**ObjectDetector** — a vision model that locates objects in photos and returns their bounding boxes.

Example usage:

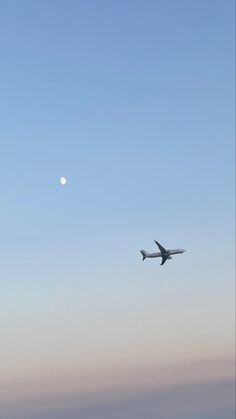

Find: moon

[60,176,67,186]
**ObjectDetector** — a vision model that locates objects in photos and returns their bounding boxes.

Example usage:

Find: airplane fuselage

[145,249,185,259]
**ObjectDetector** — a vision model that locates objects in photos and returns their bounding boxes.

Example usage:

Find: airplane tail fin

[140,250,147,261]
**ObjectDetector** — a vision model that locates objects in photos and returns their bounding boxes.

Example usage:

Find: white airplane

[140,240,186,266]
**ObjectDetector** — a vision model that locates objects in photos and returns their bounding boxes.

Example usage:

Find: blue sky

[0,1,235,418]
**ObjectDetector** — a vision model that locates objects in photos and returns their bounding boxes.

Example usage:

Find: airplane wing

[160,255,168,265]
[154,240,166,254]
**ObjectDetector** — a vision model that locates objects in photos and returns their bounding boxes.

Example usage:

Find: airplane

[140,240,186,266]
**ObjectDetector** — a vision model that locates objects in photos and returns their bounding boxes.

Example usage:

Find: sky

[0,0,235,418]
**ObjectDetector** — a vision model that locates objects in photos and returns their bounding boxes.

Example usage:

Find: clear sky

[0,1,235,418]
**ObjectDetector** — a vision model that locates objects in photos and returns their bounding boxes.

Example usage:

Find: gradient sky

[0,1,235,418]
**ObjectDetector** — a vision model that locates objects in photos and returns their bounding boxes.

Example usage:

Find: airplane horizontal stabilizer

[140,250,147,261]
